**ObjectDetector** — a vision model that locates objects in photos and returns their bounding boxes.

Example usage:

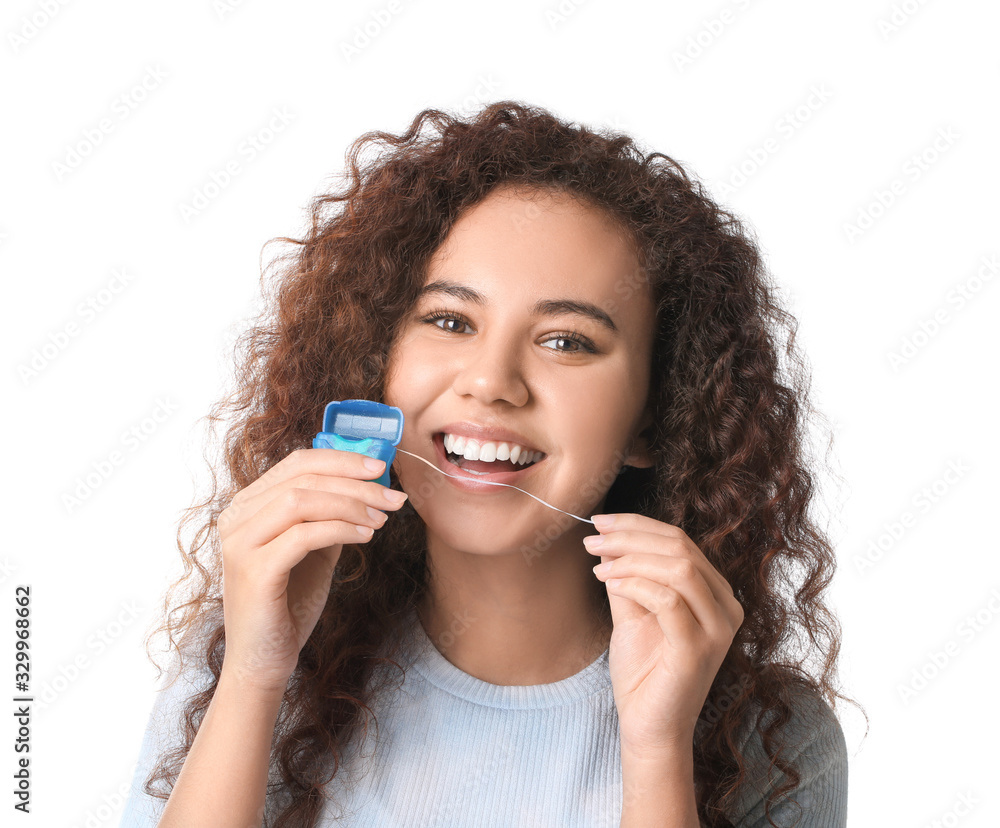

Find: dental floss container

[312,399,404,488]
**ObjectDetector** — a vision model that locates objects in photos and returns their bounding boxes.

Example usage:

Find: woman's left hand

[585,512,745,760]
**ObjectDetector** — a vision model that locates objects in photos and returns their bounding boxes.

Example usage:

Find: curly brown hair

[141,100,864,827]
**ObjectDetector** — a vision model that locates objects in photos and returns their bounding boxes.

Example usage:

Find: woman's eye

[420,311,596,354]
[541,336,590,353]
[423,313,470,334]
[444,318,469,333]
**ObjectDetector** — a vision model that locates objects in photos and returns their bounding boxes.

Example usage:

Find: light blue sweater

[119,608,848,826]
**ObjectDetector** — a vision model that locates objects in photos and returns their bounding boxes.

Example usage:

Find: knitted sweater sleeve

[729,689,849,828]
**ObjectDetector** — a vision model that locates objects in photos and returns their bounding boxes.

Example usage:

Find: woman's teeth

[442,433,542,466]
[448,460,491,475]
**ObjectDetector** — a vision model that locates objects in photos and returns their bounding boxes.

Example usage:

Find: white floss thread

[394,448,596,525]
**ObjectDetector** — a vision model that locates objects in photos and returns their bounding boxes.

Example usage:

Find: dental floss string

[394,448,596,525]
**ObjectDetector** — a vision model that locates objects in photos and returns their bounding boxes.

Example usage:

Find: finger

[230,487,391,551]
[604,576,702,650]
[591,512,689,542]
[222,470,406,538]
[230,448,389,514]
[252,519,377,582]
[594,552,723,634]
[584,528,735,604]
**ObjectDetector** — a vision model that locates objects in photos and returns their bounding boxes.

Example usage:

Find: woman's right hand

[216,448,408,693]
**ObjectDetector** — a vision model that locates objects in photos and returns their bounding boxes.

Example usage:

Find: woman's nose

[450,333,529,406]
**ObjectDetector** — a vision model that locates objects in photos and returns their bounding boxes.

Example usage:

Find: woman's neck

[414,535,612,686]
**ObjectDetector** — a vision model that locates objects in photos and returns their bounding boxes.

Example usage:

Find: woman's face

[384,184,657,556]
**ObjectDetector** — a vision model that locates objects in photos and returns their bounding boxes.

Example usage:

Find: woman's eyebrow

[416,279,618,333]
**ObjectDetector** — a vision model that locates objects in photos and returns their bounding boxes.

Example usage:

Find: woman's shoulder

[737,681,846,754]
[727,682,849,827]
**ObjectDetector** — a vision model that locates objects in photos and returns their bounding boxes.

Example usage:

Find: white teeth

[442,433,541,466]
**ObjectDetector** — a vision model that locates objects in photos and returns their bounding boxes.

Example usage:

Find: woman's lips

[431,432,543,489]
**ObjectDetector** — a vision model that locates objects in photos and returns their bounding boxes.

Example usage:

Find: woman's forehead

[423,188,651,310]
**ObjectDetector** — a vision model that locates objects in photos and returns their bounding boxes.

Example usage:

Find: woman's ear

[623,407,655,470]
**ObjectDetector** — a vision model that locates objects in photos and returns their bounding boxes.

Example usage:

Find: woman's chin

[423,510,584,562]
[425,520,526,557]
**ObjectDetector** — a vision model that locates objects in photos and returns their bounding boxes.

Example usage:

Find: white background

[4,1,998,825]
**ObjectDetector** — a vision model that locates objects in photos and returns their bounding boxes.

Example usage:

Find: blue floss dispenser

[312,399,404,488]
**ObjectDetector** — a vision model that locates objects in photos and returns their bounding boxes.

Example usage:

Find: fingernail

[593,561,613,576]
[582,535,604,549]
[364,457,386,472]
[366,506,387,522]
[383,488,408,505]
[591,514,615,530]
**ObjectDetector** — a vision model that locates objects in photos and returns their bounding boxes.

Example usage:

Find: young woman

[121,101,860,827]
